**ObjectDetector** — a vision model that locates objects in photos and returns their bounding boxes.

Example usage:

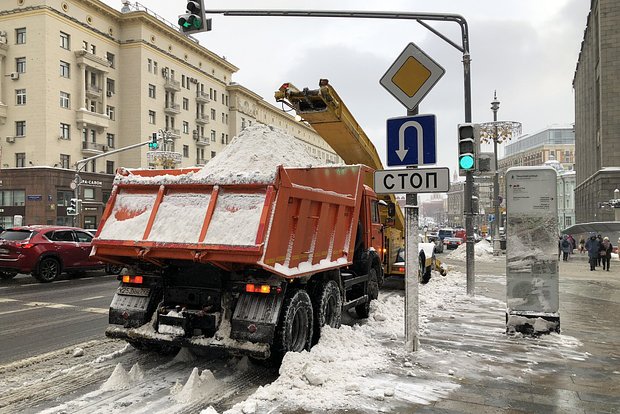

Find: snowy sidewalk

[218,257,620,414]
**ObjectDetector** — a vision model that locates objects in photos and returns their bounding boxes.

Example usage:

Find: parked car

[444,236,464,250]
[427,234,444,253]
[0,225,114,282]
[438,228,455,241]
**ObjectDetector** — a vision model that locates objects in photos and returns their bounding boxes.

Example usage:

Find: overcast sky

[104,0,591,173]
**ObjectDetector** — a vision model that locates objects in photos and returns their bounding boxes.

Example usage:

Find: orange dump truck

[94,164,384,359]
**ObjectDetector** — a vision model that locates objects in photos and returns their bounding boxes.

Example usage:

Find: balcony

[0,103,6,124]
[76,109,109,130]
[196,90,210,103]
[196,158,207,166]
[196,114,210,124]
[86,84,102,99]
[82,141,107,155]
[75,50,110,72]
[193,131,210,146]
[164,128,181,139]
[164,103,181,115]
[164,77,181,91]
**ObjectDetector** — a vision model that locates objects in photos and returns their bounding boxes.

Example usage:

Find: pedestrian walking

[597,234,604,266]
[601,237,613,271]
[579,236,586,254]
[585,234,600,271]
[561,235,572,262]
[568,234,576,253]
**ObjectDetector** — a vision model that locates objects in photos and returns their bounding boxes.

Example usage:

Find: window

[16,153,25,168]
[221,93,224,103]
[15,121,26,137]
[60,123,70,140]
[84,188,95,200]
[60,91,70,108]
[183,97,189,110]
[106,52,115,68]
[107,133,115,148]
[183,145,189,158]
[16,57,26,73]
[106,78,115,95]
[211,151,216,159]
[15,28,26,44]
[225,114,228,125]
[60,32,70,49]
[211,108,216,120]
[90,44,96,54]
[82,41,88,50]
[148,84,156,98]
[225,95,229,106]
[153,61,157,74]
[149,110,156,124]
[147,58,152,73]
[15,89,26,105]
[75,230,93,243]
[106,160,115,174]
[106,105,115,121]
[0,190,26,206]
[60,154,70,169]
[102,191,111,204]
[89,159,96,173]
[241,117,246,130]
[60,61,70,78]
[221,133,225,144]
[57,190,73,207]
[210,130,216,142]
[213,91,217,102]
[182,75,185,87]
[221,113,225,124]
[183,121,189,134]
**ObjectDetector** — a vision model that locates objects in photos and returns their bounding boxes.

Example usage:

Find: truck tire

[34,257,61,283]
[273,289,313,357]
[312,280,342,344]
[419,253,431,284]
[355,267,379,319]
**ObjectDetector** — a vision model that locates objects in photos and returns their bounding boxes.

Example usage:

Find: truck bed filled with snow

[93,125,367,278]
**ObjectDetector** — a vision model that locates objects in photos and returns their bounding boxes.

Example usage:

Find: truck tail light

[245,283,279,294]
[122,275,143,284]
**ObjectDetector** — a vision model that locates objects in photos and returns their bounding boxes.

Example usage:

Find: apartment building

[0,0,338,228]
[498,126,575,172]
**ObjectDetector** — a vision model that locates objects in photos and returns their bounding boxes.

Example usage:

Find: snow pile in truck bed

[192,124,325,184]
[114,124,325,186]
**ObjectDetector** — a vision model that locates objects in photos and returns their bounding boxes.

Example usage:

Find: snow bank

[446,239,500,262]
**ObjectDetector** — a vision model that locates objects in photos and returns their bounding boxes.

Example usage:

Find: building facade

[573,0,620,223]
[499,126,575,172]
[0,0,338,228]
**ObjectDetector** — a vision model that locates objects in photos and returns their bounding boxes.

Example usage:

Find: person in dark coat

[585,234,601,271]
[560,235,572,262]
[596,234,604,266]
[601,237,613,271]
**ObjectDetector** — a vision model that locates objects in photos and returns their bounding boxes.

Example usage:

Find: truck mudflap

[230,292,284,344]
[109,285,161,328]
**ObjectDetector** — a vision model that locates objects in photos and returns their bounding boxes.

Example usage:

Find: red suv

[0,225,109,282]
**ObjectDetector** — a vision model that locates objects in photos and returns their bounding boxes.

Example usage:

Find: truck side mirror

[387,202,396,218]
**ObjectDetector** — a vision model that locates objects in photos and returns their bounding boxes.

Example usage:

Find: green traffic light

[459,155,475,170]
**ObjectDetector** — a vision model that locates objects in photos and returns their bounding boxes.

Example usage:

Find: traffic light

[67,198,78,216]
[148,133,159,150]
[457,123,480,176]
[178,1,211,34]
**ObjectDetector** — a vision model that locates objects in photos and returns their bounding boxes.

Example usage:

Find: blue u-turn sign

[386,114,437,166]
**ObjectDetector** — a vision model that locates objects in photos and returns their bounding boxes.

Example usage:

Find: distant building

[499,126,575,172]
[573,0,620,223]
[446,181,464,228]
[544,157,576,232]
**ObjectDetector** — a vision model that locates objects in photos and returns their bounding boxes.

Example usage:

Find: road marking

[22,283,40,287]
[56,280,71,283]
[82,307,109,314]
[81,295,106,301]
[0,297,108,315]
[0,298,19,303]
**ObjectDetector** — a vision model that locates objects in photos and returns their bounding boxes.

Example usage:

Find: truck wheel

[312,280,342,344]
[105,264,124,275]
[419,254,431,284]
[273,289,313,357]
[355,267,379,319]
[34,257,61,283]
[0,271,17,280]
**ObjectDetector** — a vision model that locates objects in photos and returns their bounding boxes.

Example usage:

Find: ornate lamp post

[478,92,522,255]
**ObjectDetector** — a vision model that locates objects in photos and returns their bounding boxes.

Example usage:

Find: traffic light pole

[71,139,156,227]
[204,8,475,294]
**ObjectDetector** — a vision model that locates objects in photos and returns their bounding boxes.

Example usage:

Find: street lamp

[479,92,522,256]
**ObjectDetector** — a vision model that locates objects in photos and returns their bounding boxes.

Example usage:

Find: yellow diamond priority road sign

[380,42,445,111]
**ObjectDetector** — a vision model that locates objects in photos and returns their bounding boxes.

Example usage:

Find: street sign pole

[404,106,419,352]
